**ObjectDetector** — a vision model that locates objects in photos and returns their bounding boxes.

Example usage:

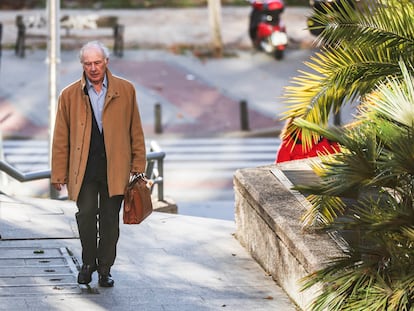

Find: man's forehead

[83,47,105,60]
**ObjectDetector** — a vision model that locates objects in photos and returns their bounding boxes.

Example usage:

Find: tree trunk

[208,0,223,57]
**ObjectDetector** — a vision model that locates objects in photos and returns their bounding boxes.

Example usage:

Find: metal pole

[154,103,163,134]
[240,100,250,131]
[48,0,60,198]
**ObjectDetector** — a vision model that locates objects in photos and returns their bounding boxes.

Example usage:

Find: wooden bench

[15,14,124,58]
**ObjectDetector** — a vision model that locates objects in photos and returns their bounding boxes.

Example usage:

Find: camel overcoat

[51,69,146,202]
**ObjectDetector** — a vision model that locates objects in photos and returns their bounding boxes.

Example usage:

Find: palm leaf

[283,0,414,147]
[302,190,414,310]
[316,0,414,50]
[363,62,414,127]
[401,226,414,241]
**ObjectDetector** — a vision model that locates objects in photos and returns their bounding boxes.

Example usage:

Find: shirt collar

[86,73,108,90]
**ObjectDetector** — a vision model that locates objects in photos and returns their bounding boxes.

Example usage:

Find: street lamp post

[47,0,60,198]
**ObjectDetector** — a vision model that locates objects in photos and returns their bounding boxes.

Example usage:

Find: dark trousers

[76,177,123,274]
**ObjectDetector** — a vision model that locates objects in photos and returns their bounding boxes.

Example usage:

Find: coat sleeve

[129,88,147,173]
[51,95,70,184]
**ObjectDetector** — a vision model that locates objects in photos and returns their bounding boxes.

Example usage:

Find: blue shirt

[86,75,108,133]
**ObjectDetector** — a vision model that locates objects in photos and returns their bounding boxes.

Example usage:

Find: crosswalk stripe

[156,138,280,205]
[1,137,280,181]
[1,137,281,219]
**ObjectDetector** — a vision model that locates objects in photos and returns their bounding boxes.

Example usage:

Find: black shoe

[77,264,97,285]
[98,273,114,287]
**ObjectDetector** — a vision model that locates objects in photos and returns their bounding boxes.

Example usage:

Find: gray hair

[79,41,110,63]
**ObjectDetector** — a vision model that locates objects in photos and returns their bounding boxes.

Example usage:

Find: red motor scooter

[248,0,288,60]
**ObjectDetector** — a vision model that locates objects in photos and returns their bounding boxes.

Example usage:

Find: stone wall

[233,162,343,310]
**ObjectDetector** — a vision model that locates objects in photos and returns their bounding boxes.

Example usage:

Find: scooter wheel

[274,49,284,60]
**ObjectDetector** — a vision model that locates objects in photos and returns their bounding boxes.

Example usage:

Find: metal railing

[146,140,166,201]
[0,140,166,201]
[0,160,50,182]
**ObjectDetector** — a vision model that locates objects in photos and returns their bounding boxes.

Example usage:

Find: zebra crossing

[154,137,279,219]
[0,137,280,220]
[1,139,50,172]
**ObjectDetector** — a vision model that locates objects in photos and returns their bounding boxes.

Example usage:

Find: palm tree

[295,62,414,311]
[279,0,414,309]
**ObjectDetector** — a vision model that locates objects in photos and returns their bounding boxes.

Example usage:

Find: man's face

[81,47,108,85]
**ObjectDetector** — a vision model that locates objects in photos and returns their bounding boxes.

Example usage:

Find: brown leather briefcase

[123,174,153,224]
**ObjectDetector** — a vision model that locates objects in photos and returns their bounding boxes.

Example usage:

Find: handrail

[0,160,50,182]
[146,141,166,201]
[0,141,166,201]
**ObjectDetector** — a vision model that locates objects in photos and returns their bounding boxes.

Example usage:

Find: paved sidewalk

[0,194,297,310]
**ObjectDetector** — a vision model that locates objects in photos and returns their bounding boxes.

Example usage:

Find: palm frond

[283,0,414,147]
[301,194,346,227]
[302,191,414,311]
[363,61,414,127]
[401,226,414,241]
[283,46,404,129]
[316,0,414,50]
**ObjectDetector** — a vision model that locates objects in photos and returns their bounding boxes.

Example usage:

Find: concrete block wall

[233,164,343,310]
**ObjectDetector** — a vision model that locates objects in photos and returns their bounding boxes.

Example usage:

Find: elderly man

[51,41,146,287]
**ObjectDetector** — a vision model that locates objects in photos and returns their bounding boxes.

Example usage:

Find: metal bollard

[154,103,162,134]
[15,16,26,58]
[240,99,250,131]
[114,24,124,57]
